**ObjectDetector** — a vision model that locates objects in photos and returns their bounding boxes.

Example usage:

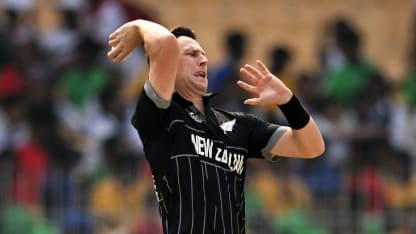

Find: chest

[164,108,248,176]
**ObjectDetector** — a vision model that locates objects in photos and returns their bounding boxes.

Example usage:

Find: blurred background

[0,0,416,233]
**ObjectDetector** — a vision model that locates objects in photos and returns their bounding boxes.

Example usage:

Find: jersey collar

[172,92,218,107]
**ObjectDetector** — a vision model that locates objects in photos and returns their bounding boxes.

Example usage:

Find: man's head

[171,26,208,98]
[171,26,197,40]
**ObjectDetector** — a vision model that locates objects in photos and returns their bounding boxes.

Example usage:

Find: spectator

[322,17,380,108]
[209,30,251,112]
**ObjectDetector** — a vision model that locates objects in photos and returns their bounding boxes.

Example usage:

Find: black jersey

[132,81,287,234]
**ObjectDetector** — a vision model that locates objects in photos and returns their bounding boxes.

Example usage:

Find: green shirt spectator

[61,65,109,108]
[58,36,109,109]
[323,61,376,108]
[403,72,416,108]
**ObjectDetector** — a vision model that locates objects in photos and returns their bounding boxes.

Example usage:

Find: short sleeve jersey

[131,81,287,234]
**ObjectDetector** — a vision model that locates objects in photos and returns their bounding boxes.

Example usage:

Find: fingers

[108,32,121,60]
[240,67,259,85]
[109,37,120,47]
[255,60,270,74]
[236,81,260,105]
[108,30,121,43]
[108,28,123,51]
[243,98,260,105]
[240,59,271,83]
[243,64,263,79]
[107,32,128,62]
[107,46,128,63]
[244,60,270,77]
[109,32,117,40]
[236,80,257,94]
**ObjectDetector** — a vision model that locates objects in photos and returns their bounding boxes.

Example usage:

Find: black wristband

[278,95,310,129]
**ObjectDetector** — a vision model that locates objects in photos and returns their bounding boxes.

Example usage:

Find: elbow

[161,34,179,60]
[306,139,326,159]
[146,33,179,58]
[161,34,178,50]
[309,147,325,159]
[161,33,179,50]
[297,134,325,159]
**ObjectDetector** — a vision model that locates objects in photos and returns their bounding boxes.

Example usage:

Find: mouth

[194,71,206,79]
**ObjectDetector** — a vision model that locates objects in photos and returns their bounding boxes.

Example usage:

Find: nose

[199,55,208,66]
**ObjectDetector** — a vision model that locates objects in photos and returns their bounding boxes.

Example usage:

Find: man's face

[175,36,208,96]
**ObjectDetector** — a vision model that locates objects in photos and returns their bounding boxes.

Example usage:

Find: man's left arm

[270,115,325,158]
[238,60,325,158]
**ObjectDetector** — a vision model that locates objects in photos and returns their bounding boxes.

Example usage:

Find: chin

[196,86,207,95]
[192,82,207,93]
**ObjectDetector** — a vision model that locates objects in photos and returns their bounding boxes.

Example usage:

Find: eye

[189,51,198,57]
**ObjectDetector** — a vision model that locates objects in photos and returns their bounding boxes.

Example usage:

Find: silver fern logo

[220,119,236,134]
[189,112,204,123]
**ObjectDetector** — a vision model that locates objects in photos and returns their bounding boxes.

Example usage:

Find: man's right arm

[107,20,179,101]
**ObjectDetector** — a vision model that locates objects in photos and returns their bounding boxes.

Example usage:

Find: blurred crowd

[1,1,416,234]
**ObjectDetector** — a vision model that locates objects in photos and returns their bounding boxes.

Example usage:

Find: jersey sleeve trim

[261,126,290,161]
[144,80,171,109]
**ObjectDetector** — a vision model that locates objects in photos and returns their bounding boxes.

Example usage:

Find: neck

[177,90,205,114]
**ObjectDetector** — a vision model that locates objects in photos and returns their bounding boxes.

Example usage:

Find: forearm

[271,95,325,158]
[110,19,179,100]
[290,117,325,157]
[130,20,176,58]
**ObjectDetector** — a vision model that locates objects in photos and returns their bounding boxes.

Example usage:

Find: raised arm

[107,20,179,100]
[238,60,325,158]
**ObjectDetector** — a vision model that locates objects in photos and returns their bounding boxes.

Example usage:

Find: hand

[107,21,143,63]
[238,60,292,106]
